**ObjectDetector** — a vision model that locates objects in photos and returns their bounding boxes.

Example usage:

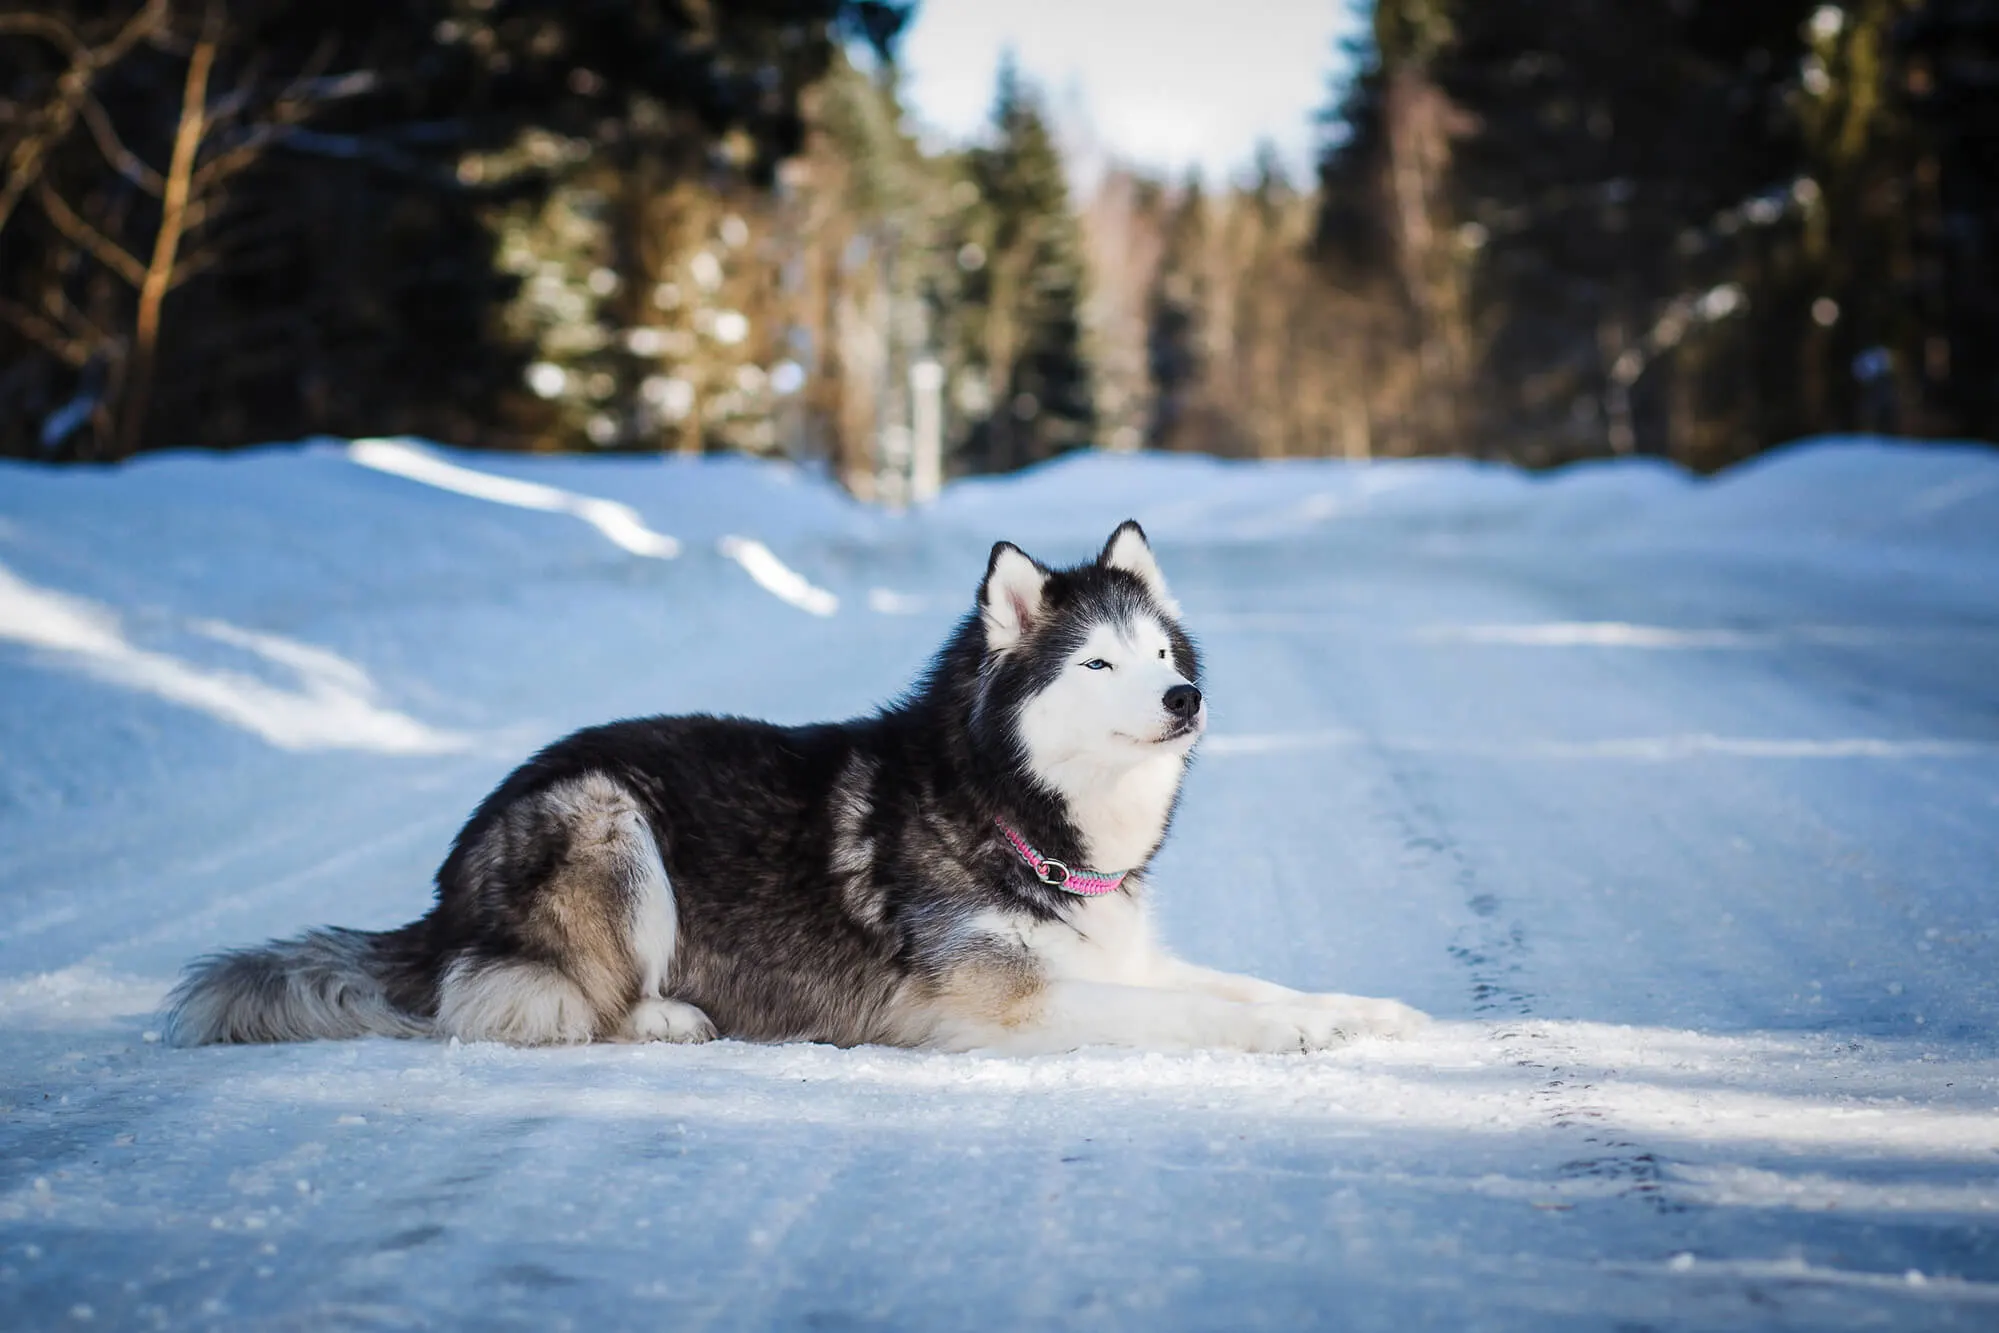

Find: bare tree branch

[168,246,224,290]
[0,296,91,367]
[269,33,341,114]
[34,177,149,287]
[192,70,380,193]
[202,69,373,127]
[0,13,90,62]
[121,0,223,456]
[96,2,178,81]
[42,281,117,350]
[0,0,168,239]
[78,92,165,195]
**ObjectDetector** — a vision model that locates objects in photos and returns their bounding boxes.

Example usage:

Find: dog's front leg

[1145,953,1309,1004]
[929,979,1359,1056]
[1146,954,1429,1039]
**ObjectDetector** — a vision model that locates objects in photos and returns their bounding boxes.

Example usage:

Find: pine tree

[1315,0,1826,466]
[960,58,1096,471]
[1897,1,1999,440]
[784,45,961,495]
[0,0,908,460]
[1145,177,1210,452]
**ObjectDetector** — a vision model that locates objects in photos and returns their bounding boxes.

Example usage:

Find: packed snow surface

[3,436,1998,1330]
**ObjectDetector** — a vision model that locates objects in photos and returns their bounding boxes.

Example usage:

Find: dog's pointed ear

[981,542,1050,652]
[1099,520,1180,617]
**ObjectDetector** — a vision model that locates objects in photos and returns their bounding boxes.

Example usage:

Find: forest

[2,1,1994,486]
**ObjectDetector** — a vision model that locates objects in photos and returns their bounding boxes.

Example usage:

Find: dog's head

[972,521,1204,779]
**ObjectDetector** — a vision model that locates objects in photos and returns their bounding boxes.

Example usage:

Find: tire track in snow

[1367,742,1686,1217]
[1500,1021,1685,1216]
[1368,763,1533,1020]
[687,1133,852,1332]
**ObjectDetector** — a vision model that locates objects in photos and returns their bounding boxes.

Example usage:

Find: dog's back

[170,712,923,1046]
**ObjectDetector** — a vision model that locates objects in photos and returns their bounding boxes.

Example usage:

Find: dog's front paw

[1301,993,1429,1039]
[1227,1003,1361,1054]
[619,997,718,1044]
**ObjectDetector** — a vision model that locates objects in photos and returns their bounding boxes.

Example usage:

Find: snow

[2,436,1997,1329]
[349,438,685,560]
[349,437,841,614]
[0,561,467,756]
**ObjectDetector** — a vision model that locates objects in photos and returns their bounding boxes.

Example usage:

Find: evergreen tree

[960,58,1095,471]
[1314,0,1477,458]
[783,45,963,495]
[1111,151,1359,461]
[1145,177,1210,452]
[0,0,910,460]
[1897,2,1999,440]
[1316,0,1828,465]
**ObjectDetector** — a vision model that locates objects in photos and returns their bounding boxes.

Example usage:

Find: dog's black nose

[1163,684,1202,720]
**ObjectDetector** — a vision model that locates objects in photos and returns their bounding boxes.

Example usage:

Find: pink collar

[995,819,1130,896]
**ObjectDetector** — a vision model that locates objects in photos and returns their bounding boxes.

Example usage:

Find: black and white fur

[167,522,1427,1053]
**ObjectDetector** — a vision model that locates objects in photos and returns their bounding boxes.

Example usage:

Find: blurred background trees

[4,0,1993,480]
[1315,0,1999,469]
[0,0,915,462]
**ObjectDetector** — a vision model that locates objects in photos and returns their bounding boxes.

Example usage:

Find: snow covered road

[2,439,1997,1329]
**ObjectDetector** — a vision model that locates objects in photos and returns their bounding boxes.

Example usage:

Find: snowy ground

[2,437,1997,1331]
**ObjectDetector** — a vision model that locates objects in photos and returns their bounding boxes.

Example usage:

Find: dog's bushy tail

[164,926,431,1046]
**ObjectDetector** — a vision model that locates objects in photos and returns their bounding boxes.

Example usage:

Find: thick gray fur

[166,927,432,1045]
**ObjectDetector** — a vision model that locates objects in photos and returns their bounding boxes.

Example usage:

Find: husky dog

[167,522,1426,1053]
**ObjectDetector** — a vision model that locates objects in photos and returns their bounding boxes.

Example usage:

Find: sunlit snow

[1,436,1995,1330]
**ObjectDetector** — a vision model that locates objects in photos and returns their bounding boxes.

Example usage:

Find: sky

[895,0,1362,189]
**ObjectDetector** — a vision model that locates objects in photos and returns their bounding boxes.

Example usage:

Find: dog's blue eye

[1082,658,1111,670]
